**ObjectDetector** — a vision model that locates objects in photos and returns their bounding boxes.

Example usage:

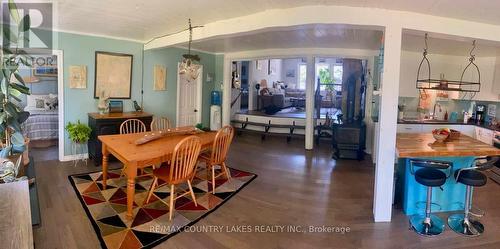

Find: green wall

[55,32,219,156]
[142,48,217,126]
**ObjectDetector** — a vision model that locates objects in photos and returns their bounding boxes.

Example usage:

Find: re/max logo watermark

[1,1,53,50]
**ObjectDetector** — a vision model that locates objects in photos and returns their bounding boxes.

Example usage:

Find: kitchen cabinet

[474,126,494,145]
[397,124,422,133]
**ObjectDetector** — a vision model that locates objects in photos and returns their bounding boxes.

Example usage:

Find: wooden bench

[231,118,305,142]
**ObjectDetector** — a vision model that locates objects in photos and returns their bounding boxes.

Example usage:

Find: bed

[22,94,59,143]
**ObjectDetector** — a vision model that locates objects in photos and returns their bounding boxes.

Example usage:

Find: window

[316,63,330,91]
[298,63,307,89]
[332,64,343,92]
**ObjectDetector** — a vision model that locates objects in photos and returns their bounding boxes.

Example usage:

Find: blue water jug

[211,91,221,105]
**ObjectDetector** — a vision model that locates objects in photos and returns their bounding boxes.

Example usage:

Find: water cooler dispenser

[210,91,222,130]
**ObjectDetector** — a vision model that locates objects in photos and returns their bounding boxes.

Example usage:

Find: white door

[177,64,203,127]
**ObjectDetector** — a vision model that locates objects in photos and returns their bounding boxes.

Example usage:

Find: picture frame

[33,65,57,77]
[286,69,295,78]
[94,51,133,99]
[69,65,87,89]
[153,65,166,91]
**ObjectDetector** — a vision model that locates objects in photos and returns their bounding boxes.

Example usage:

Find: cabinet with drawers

[88,112,153,165]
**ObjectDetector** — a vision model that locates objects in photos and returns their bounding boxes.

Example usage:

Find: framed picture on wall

[94,51,133,99]
[33,65,57,77]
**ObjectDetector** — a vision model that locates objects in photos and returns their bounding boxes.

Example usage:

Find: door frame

[176,63,203,126]
[53,49,65,162]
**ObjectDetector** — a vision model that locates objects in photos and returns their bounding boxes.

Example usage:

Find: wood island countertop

[396,133,500,158]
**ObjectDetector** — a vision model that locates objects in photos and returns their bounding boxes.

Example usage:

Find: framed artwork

[94,51,133,99]
[69,65,87,89]
[268,59,278,75]
[33,65,57,77]
[153,65,166,91]
[286,69,295,78]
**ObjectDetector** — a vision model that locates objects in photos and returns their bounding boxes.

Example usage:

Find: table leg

[102,144,109,190]
[126,163,137,220]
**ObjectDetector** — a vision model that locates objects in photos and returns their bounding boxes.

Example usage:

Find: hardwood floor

[32,135,500,249]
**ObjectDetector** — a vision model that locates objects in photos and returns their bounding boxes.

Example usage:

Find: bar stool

[448,156,499,237]
[409,159,453,236]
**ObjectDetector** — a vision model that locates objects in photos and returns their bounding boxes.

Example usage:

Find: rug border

[68,168,257,249]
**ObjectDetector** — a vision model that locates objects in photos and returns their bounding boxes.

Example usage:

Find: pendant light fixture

[416,33,481,94]
[179,19,201,81]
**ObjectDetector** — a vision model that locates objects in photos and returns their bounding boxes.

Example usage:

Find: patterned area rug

[68,166,257,249]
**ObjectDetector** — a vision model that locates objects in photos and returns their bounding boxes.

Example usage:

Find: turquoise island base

[397,156,476,215]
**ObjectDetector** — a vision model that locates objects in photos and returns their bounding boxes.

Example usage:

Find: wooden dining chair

[151,116,171,131]
[144,135,202,220]
[120,118,146,134]
[119,119,147,176]
[198,125,234,194]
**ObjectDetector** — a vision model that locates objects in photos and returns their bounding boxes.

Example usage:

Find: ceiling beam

[144,5,500,51]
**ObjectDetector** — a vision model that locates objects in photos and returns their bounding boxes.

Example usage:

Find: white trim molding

[61,153,89,162]
[53,50,65,162]
[144,5,500,51]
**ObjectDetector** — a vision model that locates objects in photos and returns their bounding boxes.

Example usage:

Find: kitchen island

[396,133,500,215]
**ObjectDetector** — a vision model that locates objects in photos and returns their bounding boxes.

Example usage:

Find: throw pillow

[35,99,45,109]
[44,97,58,110]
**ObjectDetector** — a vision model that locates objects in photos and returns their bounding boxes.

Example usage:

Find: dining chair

[198,125,234,194]
[144,135,202,220]
[120,118,146,134]
[119,119,147,176]
[151,116,171,131]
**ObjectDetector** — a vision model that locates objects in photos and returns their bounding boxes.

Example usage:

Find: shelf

[416,79,480,92]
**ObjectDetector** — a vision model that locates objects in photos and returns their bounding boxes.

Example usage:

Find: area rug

[68,166,257,249]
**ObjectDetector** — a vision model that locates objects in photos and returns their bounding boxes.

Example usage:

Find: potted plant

[65,120,92,144]
[0,1,32,159]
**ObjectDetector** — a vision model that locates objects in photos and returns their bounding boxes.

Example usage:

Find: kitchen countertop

[396,133,500,157]
[398,119,500,132]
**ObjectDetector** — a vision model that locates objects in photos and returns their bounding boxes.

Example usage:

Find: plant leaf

[0,112,6,124]
[19,15,30,32]
[20,56,32,67]
[1,47,13,55]
[8,0,20,24]
[13,72,24,84]
[10,83,30,94]
[8,118,21,132]
[2,25,18,44]
[4,102,19,119]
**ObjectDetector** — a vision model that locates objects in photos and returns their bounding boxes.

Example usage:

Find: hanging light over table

[179,19,201,81]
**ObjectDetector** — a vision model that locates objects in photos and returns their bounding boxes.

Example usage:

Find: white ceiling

[402,33,500,57]
[56,0,500,42]
[184,25,383,53]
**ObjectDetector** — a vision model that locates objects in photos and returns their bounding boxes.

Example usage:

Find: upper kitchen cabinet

[491,53,500,98]
[461,56,498,101]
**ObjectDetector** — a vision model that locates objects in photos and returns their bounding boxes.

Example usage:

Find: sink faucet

[432,102,442,120]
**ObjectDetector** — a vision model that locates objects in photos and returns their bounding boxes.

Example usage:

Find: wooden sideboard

[88,112,153,165]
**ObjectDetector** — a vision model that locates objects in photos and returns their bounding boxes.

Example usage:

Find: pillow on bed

[44,96,58,110]
[25,94,50,111]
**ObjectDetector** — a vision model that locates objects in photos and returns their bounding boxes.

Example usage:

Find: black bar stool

[448,157,499,237]
[409,159,453,236]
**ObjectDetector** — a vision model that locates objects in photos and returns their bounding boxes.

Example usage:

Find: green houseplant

[0,0,32,155]
[65,121,92,144]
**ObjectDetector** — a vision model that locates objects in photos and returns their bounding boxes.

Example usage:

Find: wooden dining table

[99,129,217,220]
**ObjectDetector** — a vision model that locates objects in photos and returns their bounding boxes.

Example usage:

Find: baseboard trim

[61,153,88,162]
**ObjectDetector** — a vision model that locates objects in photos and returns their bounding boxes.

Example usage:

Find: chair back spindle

[120,119,146,134]
[210,126,234,164]
[169,136,202,184]
[151,116,171,131]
